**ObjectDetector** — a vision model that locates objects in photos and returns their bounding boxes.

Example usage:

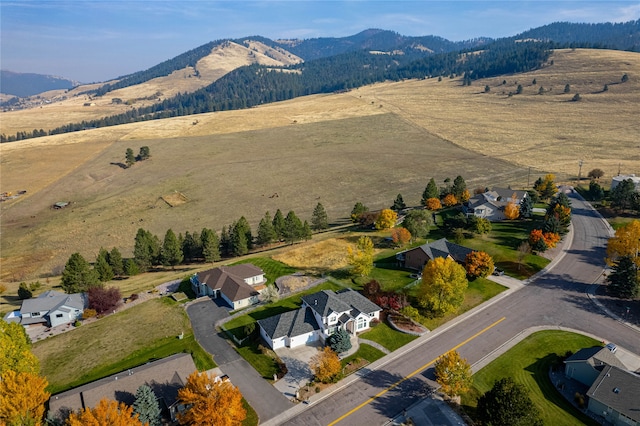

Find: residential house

[258,289,381,350]
[586,365,640,426]
[396,238,474,271]
[3,290,87,328]
[611,174,640,192]
[564,346,626,387]
[190,264,266,310]
[47,353,205,423]
[465,187,528,221]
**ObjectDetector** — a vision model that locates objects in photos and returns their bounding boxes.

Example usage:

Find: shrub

[74,320,82,327]
[129,293,139,301]
[88,286,122,314]
[369,318,380,327]
[18,282,32,300]
[327,329,352,354]
[82,308,97,319]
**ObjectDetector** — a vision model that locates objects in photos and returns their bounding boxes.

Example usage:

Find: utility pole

[577,159,584,187]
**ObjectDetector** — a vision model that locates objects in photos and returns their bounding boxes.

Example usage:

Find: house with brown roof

[190,264,266,310]
[48,353,201,423]
[396,238,474,271]
[464,187,528,221]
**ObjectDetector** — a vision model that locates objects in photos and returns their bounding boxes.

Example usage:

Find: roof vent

[613,387,620,393]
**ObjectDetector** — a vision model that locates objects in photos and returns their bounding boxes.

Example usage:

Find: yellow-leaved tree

[347,236,375,276]
[425,198,442,211]
[606,220,640,268]
[442,194,458,207]
[504,193,520,220]
[434,350,473,398]
[0,320,40,375]
[418,257,468,316]
[0,370,50,426]
[66,398,144,426]
[375,209,397,230]
[310,347,342,383]
[177,371,246,426]
[465,251,495,279]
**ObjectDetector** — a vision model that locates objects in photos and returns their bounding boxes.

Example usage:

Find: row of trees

[606,220,640,299]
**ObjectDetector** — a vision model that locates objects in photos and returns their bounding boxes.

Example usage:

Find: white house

[611,174,640,192]
[190,264,266,310]
[258,289,381,350]
[3,290,87,328]
[465,187,528,221]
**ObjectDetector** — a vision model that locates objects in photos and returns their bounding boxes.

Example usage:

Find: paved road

[269,190,640,425]
[186,299,293,423]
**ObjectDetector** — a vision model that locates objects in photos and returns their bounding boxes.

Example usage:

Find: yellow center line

[328,316,506,426]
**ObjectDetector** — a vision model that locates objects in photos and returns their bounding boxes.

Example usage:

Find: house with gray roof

[3,290,87,328]
[396,238,474,271]
[564,346,627,387]
[48,353,201,423]
[586,365,640,426]
[464,187,528,221]
[258,289,381,350]
[190,264,266,310]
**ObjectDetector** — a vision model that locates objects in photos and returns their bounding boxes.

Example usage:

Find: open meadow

[1,48,639,287]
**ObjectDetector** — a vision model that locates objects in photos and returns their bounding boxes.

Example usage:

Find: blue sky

[2,1,639,83]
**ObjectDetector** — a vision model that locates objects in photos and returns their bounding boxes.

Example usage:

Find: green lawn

[461,330,601,426]
[34,297,215,394]
[358,322,417,352]
[341,343,387,366]
[232,257,298,285]
[242,398,259,426]
[236,341,281,380]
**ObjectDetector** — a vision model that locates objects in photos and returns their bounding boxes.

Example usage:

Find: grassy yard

[358,322,418,352]
[236,341,281,380]
[232,257,298,285]
[461,330,601,426]
[341,343,386,366]
[33,297,215,394]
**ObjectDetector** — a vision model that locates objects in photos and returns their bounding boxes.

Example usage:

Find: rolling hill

[1,48,638,287]
[0,70,80,98]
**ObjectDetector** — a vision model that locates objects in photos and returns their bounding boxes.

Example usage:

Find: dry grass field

[1,48,638,289]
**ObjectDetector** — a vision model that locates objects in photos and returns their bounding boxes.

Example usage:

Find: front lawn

[358,322,417,352]
[33,297,215,394]
[341,343,386,366]
[461,330,600,426]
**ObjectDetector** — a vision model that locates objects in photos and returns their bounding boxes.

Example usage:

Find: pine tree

[257,212,276,246]
[311,203,329,230]
[133,384,161,426]
[201,228,220,263]
[451,175,467,200]
[350,202,369,222]
[392,194,406,211]
[61,252,100,293]
[125,148,136,167]
[302,220,313,240]
[124,258,140,276]
[519,195,533,219]
[162,229,184,268]
[477,377,543,426]
[108,247,124,277]
[272,209,286,241]
[95,247,114,282]
[607,255,639,299]
[283,211,304,244]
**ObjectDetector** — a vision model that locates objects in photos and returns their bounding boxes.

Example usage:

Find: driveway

[186,298,293,422]
[274,342,323,398]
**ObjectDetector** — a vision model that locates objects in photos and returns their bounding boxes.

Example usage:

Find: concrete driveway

[186,298,293,422]
[274,342,323,398]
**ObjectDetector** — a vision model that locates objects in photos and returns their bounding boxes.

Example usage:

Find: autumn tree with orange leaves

[465,251,495,279]
[177,371,246,426]
[434,350,473,398]
[504,193,520,220]
[0,370,50,426]
[442,193,458,207]
[310,347,342,383]
[391,228,411,247]
[425,198,442,211]
[66,398,144,426]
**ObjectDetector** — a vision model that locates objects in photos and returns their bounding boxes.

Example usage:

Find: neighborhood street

[263,190,640,425]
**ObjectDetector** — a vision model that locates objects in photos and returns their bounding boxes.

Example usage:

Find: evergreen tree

[451,175,467,200]
[477,377,543,426]
[200,228,220,263]
[219,225,231,257]
[125,148,136,167]
[402,209,432,240]
[61,253,100,293]
[350,202,369,222]
[607,255,639,299]
[611,179,636,211]
[257,212,277,246]
[283,210,304,244]
[302,220,313,240]
[124,258,140,276]
[392,194,406,211]
[519,195,534,219]
[564,84,571,93]
[311,203,329,230]
[422,178,439,205]
[231,217,252,256]
[588,181,605,201]
[138,146,151,161]
[272,209,286,241]
[108,247,124,277]
[95,247,114,282]
[18,282,32,300]
[133,228,160,272]
[161,229,183,268]
[327,329,352,353]
[133,384,162,426]
[182,231,197,262]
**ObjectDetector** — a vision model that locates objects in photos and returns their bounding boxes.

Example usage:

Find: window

[327,327,336,335]
[56,314,63,318]
[329,315,336,324]
[357,317,366,330]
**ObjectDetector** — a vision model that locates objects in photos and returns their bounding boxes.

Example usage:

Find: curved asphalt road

[270,190,640,425]
[186,299,293,423]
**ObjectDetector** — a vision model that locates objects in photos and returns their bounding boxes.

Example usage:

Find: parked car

[605,342,617,353]
[492,268,505,276]
[409,273,422,279]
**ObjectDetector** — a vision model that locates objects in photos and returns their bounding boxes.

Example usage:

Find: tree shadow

[114,389,135,406]
[110,162,128,169]
[361,369,436,418]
